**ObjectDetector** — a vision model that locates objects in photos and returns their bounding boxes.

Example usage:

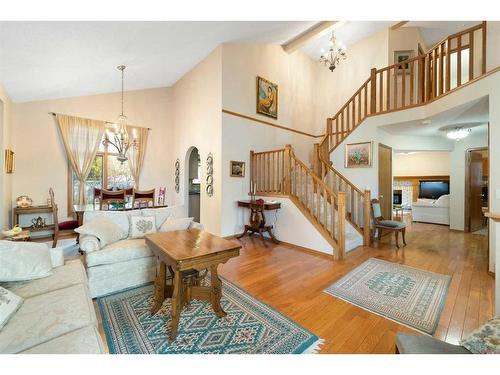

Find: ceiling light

[319,32,347,72]
[103,65,138,163]
[446,127,471,141]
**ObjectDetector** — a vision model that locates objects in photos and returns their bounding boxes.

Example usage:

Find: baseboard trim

[223,233,335,260]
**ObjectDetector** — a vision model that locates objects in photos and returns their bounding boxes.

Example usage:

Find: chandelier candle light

[319,31,347,72]
[103,65,138,163]
[446,127,471,141]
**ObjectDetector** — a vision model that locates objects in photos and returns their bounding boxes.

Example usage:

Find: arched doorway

[187,147,200,223]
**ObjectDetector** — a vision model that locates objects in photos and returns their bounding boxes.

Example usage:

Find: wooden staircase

[250,22,490,261]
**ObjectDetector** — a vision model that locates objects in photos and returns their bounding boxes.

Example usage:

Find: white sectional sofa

[412,194,450,225]
[0,257,104,354]
[79,205,202,298]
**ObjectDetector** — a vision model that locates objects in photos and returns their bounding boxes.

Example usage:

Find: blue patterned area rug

[324,258,451,335]
[98,279,323,354]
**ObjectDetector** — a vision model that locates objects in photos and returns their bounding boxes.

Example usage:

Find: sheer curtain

[56,114,105,204]
[127,126,148,189]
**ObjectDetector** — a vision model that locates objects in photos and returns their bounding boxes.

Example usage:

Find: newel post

[363,189,371,246]
[283,144,292,195]
[313,143,320,176]
[370,68,377,115]
[337,191,347,260]
[250,150,255,194]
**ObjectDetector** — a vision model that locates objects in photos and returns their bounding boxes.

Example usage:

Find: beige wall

[313,29,390,135]
[394,152,450,177]
[0,84,13,229]
[222,43,319,136]
[11,87,173,220]
[388,27,427,64]
[171,46,223,235]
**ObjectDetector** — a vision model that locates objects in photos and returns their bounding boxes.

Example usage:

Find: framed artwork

[4,149,14,174]
[230,161,245,177]
[256,76,278,119]
[345,142,372,168]
[394,50,414,73]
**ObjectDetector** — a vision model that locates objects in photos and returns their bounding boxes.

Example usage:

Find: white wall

[394,152,450,176]
[11,87,173,220]
[449,131,488,230]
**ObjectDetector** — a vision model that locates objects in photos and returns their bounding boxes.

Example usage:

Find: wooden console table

[237,200,281,244]
[12,205,57,244]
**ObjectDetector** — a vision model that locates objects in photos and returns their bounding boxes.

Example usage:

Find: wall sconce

[5,149,14,173]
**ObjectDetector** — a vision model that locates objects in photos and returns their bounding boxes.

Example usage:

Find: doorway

[465,148,489,233]
[378,143,393,219]
[187,147,201,223]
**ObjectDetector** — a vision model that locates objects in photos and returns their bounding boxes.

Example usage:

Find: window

[69,128,135,211]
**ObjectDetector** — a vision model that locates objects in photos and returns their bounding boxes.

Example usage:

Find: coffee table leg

[151,261,166,314]
[169,269,182,341]
[210,265,226,318]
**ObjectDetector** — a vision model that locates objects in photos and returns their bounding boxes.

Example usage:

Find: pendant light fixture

[103,65,137,163]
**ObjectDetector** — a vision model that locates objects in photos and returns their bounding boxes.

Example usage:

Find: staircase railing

[313,144,371,246]
[250,145,347,259]
[319,21,487,158]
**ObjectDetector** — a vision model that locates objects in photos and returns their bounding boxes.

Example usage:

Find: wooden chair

[50,188,79,246]
[133,188,155,208]
[371,198,407,249]
[100,189,126,210]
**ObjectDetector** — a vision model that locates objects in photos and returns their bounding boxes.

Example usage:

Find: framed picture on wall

[394,50,414,73]
[4,149,14,174]
[345,141,372,168]
[256,76,278,119]
[230,161,245,177]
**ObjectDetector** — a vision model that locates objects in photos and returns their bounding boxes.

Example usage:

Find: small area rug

[98,279,322,354]
[324,258,450,335]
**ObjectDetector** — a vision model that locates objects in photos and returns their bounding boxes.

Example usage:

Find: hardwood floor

[218,219,494,353]
[94,219,494,354]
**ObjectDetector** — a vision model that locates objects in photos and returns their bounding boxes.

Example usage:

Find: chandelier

[103,65,138,163]
[319,32,347,72]
[446,127,471,141]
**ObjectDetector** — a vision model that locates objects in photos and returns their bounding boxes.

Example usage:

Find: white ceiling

[300,21,396,59]
[0,21,316,102]
[300,21,480,62]
[380,96,489,139]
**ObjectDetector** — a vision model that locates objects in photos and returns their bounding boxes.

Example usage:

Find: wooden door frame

[464,146,488,233]
[378,143,393,219]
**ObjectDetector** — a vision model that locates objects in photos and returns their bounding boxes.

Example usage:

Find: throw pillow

[159,217,194,232]
[130,216,157,239]
[141,207,172,229]
[0,241,53,282]
[0,286,23,330]
[49,247,65,268]
[461,315,500,354]
[75,215,123,248]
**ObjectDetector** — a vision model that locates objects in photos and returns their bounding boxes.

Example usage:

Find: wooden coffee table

[145,229,241,341]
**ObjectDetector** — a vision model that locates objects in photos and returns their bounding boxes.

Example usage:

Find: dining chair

[100,189,126,210]
[93,187,102,208]
[371,198,407,249]
[132,188,155,208]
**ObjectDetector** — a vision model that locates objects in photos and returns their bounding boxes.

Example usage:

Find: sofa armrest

[189,221,204,231]
[79,235,101,253]
[49,247,65,267]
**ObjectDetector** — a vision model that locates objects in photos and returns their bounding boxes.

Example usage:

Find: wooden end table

[237,200,281,244]
[145,229,241,341]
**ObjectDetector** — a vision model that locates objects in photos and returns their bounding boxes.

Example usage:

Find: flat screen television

[419,180,449,199]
